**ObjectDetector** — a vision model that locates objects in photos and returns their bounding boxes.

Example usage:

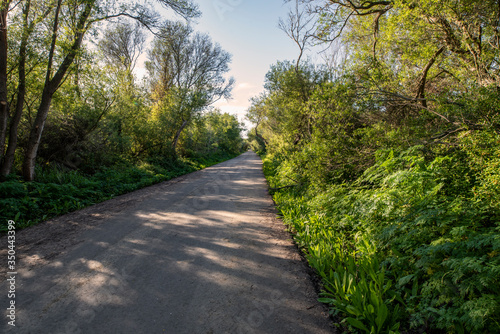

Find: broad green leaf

[347,317,369,332]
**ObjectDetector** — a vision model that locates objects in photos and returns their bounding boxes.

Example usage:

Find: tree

[98,22,145,74]
[246,93,268,150]
[262,60,330,147]
[21,0,97,181]
[181,109,244,156]
[279,0,315,71]
[17,0,200,180]
[299,0,500,146]
[146,21,234,156]
[0,0,55,176]
[0,0,12,169]
[304,0,500,90]
[96,21,147,155]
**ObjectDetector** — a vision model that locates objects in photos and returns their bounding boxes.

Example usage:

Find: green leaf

[318,298,335,304]
[347,317,369,332]
[370,290,380,309]
[346,305,362,317]
[397,274,414,287]
[375,303,388,330]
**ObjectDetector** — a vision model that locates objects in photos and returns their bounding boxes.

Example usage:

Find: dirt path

[1,152,334,333]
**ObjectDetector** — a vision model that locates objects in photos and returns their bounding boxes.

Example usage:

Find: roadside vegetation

[0,1,246,232]
[250,0,500,333]
[0,149,242,233]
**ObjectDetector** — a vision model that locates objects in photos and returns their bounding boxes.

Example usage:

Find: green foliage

[180,109,245,157]
[249,1,500,332]
[264,140,500,332]
[0,23,245,231]
[268,160,404,333]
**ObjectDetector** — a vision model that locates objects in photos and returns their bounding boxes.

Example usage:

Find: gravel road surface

[1,152,333,333]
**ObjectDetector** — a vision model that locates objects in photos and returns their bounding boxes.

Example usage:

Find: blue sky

[136,0,316,128]
[190,0,307,125]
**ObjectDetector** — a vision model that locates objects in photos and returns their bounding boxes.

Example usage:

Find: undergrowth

[262,136,500,333]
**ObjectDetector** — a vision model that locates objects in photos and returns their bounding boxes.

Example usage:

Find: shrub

[264,142,500,333]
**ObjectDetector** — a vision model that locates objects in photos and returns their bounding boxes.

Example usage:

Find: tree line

[249,0,499,332]
[0,0,244,181]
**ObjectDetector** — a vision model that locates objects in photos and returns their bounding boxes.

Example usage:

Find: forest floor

[0,152,334,333]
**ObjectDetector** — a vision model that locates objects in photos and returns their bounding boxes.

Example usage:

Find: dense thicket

[250,0,500,332]
[0,0,245,230]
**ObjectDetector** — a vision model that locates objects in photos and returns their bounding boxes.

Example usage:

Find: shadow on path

[1,152,334,334]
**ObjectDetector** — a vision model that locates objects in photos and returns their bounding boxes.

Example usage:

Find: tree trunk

[0,85,25,176]
[0,1,11,164]
[1,0,29,176]
[22,92,53,180]
[22,0,93,181]
[0,103,7,161]
[415,46,445,108]
[172,119,189,156]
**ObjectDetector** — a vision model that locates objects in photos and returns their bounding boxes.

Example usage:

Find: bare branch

[366,89,456,123]
[279,0,316,70]
[303,0,393,52]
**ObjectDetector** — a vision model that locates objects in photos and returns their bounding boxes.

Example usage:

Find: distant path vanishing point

[1,151,334,334]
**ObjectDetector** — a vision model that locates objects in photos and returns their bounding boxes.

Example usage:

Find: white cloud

[235,82,255,90]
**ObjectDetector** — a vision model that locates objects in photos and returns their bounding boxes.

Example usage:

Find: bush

[264,142,500,333]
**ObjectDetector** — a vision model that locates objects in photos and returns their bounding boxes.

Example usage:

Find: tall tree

[22,0,92,181]
[0,0,11,167]
[1,0,31,176]
[300,0,500,139]
[20,0,200,180]
[146,21,234,156]
[97,21,147,155]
